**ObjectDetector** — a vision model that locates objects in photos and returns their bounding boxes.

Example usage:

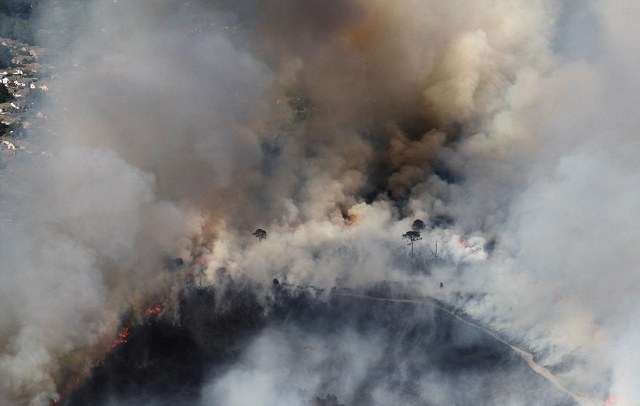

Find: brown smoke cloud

[1,0,639,404]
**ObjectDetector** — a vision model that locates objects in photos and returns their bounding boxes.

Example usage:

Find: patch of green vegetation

[0,0,36,43]
[0,121,9,136]
[0,83,12,103]
[0,44,12,68]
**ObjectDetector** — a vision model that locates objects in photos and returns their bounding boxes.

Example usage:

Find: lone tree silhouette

[402,230,422,258]
[253,228,267,241]
[412,219,426,232]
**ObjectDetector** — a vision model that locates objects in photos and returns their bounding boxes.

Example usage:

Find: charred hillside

[61,281,579,406]
[1,1,637,404]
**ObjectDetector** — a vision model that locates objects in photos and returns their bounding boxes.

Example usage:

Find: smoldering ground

[62,281,579,406]
[0,0,639,404]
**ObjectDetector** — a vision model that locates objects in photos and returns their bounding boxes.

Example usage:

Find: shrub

[0,84,12,103]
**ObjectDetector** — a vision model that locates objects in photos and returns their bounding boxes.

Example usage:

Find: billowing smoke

[0,0,638,404]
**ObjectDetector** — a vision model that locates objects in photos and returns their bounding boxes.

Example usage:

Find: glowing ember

[145,304,163,317]
[52,325,131,404]
[605,395,617,405]
[52,301,167,404]
[110,326,130,350]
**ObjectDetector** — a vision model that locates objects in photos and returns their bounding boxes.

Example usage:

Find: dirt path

[339,293,602,406]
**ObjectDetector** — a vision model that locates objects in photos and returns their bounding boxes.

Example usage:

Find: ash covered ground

[61,281,579,406]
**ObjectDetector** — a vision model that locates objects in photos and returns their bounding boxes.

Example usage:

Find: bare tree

[253,228,267,241]
[402,230,422,258]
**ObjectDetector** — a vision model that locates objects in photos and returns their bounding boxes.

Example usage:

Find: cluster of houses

[0,37,51,127]
[0,37,54,167]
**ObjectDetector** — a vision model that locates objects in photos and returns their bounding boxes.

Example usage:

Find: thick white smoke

[0,0,638,404]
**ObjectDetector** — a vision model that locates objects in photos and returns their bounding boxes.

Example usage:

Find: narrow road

[339,293,602,406]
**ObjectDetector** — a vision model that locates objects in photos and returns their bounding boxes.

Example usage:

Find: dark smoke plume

[0,0,638,404]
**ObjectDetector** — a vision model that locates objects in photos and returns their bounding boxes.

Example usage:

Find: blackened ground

[62,281,579,406]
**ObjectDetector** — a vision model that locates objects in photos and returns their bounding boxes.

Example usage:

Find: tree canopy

[253,228,267,241]
[402,230,422,258]
[402,230,422,243]
[0,84,12,103]
[0,45,12,68]
[412,219,426,232]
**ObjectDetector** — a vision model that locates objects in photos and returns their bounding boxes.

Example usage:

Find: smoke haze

[0,0,638,404]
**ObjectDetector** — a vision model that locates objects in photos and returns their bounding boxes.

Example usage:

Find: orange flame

[52,301,165,404]
[145,304,163,317]
[110,326,130,350]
